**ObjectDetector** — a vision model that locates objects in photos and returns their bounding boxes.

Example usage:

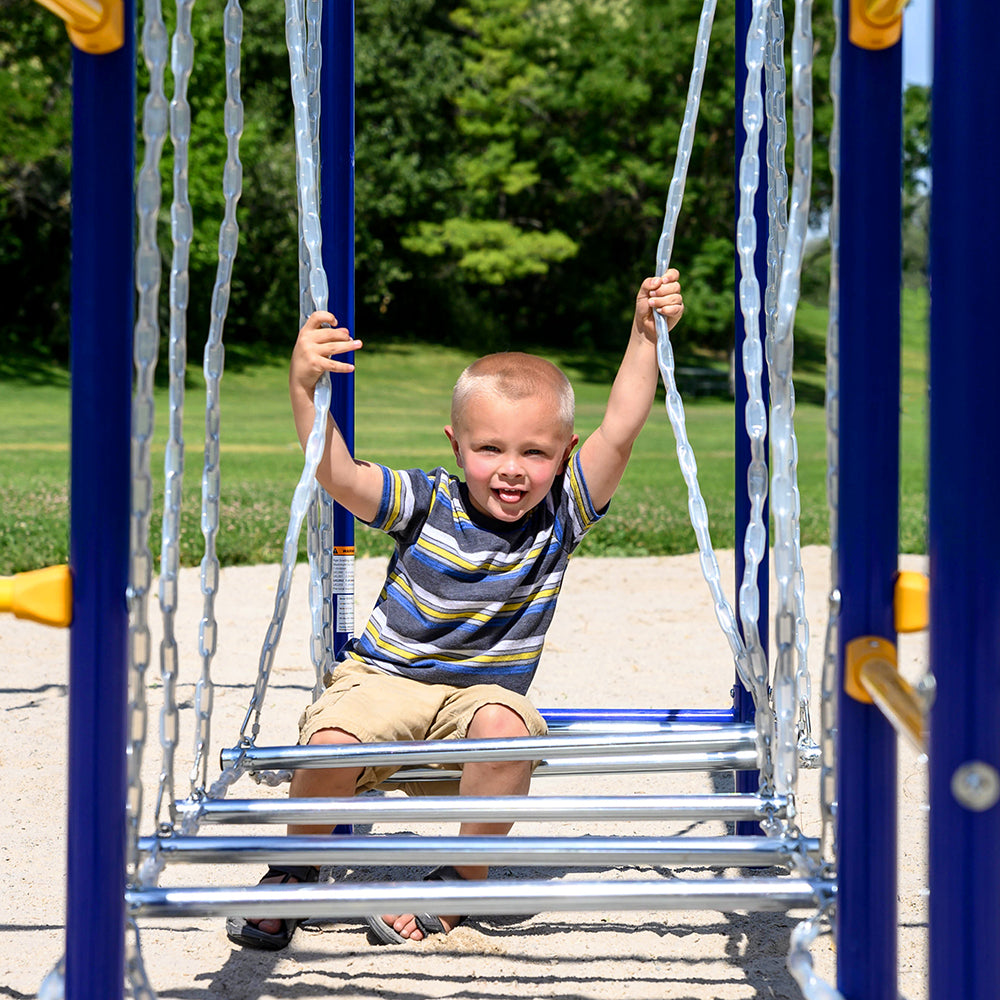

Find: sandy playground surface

[1,547,929,999]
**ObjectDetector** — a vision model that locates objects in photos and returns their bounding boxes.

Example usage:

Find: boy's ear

[444,425,463,468]
[560,434,580,472]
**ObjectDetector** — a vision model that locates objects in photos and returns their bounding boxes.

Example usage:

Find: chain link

[234,0,330,785]
[820,0,842,875]
[189,0,246,800]
[787,892,845,1000]
[125,0,169,884]
[307,488,336,697]
[152,0,196,835]
[733,0,775,793]
[768,0,814,803]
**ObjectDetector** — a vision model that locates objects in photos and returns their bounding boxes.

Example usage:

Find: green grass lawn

[0,291,929,575]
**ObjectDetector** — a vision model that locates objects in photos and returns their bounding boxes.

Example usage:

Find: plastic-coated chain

[125,0,169,884]
[153,0,196,835]
[820,0,842,876]
[768,0,814,803]
[189,0,246,801]
[234,0,331,790]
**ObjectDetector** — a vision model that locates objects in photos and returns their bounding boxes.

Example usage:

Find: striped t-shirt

[339,451,605,694]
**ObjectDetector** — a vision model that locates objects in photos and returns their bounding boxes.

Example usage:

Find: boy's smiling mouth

[494,487,526,504]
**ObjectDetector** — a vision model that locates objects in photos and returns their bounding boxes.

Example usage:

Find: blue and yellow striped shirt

[339,451,605,694]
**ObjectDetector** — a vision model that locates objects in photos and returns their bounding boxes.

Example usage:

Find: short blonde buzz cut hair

[451,352,575,435]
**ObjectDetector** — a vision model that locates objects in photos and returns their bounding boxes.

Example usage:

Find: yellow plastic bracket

[33,0,124,54]
[0,565,73,628]
[845,635,896,704]
[845,635,925,752]
[894,570,929,633]
[849,0,905,50]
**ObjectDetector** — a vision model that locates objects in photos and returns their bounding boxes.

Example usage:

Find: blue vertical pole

[320,0,355,657]
[927,6,1000,999]
[733,0,768,834]
[65,7,135,1000]
[835,4,902,997]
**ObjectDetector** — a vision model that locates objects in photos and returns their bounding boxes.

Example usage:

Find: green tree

[901,83,929,285]
[396,0,834,355]
[0,3,73,361]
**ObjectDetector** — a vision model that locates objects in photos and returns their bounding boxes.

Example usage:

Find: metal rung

[219,727,758,773]
[181,793,787,826]
[383,748,759,781]
[220,730,755,770]
[127,876,828,919]
[542,713,747,734]
[138,833,817,868]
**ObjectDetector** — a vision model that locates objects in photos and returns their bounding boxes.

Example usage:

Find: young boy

[227,270,683,950]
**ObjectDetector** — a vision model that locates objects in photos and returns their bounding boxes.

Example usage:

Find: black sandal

[226,864,320,951]
[365,865,469,945]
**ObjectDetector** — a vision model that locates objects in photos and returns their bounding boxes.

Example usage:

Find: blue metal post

[927,6,1000,999]
[733,0,768,834]
[834,4,902,997]
[65,6,135,999]
[321,0,355,658]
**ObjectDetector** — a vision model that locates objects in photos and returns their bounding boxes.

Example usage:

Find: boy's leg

[455,702,532,879]
[287,726,363,835]
[248,727,364,940]
[379,702,532,941]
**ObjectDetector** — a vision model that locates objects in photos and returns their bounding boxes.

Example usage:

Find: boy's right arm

[289,311,384,523]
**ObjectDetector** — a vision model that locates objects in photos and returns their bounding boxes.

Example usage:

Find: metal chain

[125,0,169,883]
[764,0,788,336]
[787,892,845,1000]
[307,488,336,697]
[733,0,776,795]
[115,3,170,998]
[654,1,773,793]
[152,0,196,835]
[234,0,331,785]
[125,918,158,1000]
[820,0,843,874]
[768,0,814,804]
[303,0,337,698]
[189,0,245,800]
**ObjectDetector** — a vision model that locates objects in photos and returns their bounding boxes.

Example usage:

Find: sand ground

[1,547,929,999]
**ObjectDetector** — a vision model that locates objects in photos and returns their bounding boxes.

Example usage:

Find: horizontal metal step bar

[183,793,786,826]
[381,748,760,781]
[220,730,758,772]
[128,876,827,919]
[541,708,740,728]
[542,712,745,734]
[138,833,817,868]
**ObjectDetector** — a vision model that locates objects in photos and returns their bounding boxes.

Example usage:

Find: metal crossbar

[220,727,758,772]
[127,876,828,920]
[182,792,787,826]
[138,832,818,868]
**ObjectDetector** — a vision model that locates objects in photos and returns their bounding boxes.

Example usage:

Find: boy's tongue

[496,487,523,504]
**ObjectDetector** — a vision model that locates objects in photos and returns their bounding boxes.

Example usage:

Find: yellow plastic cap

[845,635,896,704]
[0,565,74,628]
[894,571,930,633]
[32,0,124,54]
[849,0,904,50]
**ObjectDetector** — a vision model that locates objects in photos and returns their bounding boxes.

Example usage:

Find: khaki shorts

[298,659,548,794]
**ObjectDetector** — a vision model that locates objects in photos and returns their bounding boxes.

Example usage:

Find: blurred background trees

[1,0,926,366]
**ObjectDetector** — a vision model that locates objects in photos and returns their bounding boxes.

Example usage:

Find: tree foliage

[0,3,73,357]
[2,0,858,365]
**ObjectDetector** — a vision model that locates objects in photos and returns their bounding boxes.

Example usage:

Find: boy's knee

[307,726,361,747]
[468,702,530,740]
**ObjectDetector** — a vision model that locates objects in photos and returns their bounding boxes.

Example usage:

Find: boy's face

[444,391,578,524]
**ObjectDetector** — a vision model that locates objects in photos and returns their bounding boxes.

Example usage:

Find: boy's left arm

[577,270,683,511]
